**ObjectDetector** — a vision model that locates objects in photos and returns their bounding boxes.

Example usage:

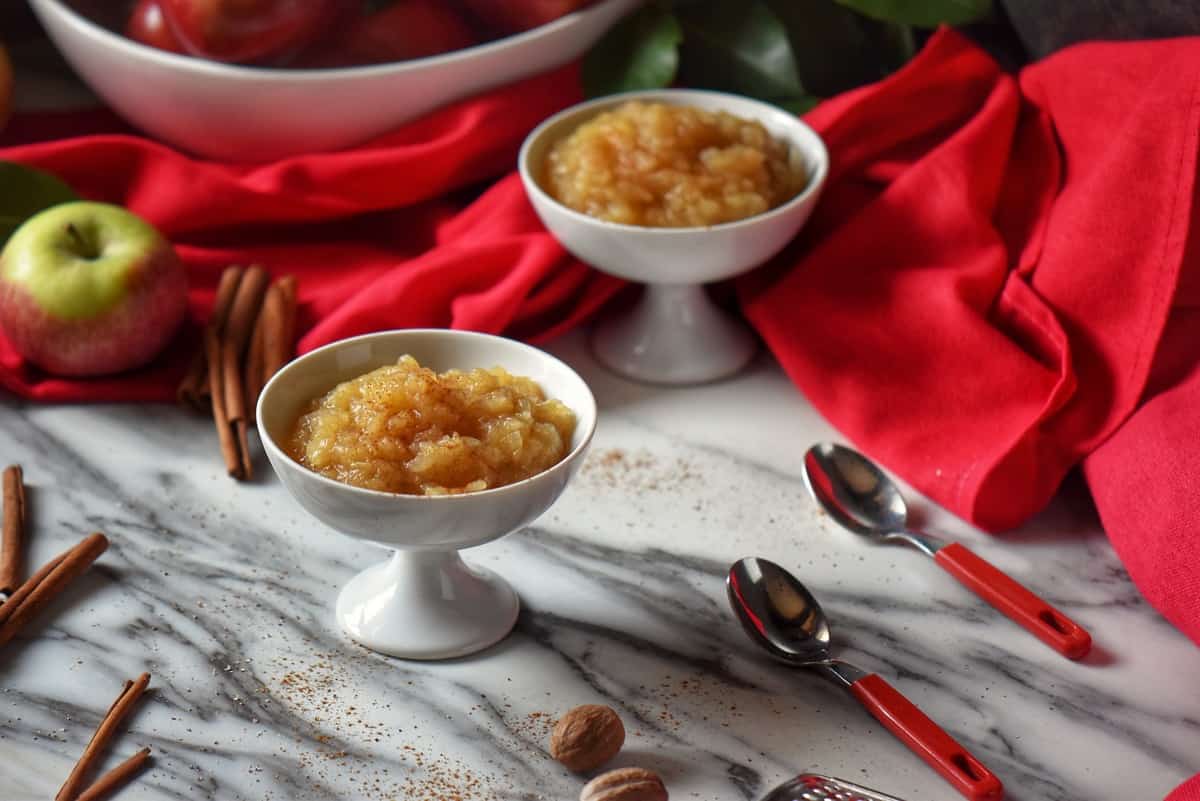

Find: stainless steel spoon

[803,442,1091,659]
[728,557,1003,801]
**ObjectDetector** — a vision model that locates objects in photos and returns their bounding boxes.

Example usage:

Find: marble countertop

[0,333,1197,801]
[4,26,1200,801]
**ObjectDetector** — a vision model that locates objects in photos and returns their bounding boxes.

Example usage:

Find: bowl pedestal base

[591,283,758,385]
[336,549,519,660]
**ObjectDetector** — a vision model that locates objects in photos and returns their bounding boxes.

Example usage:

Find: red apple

[300,0,477,67]
[158,0,342,63]
[459,0,595,35]
[125,0,186,54]
[0,202,187,376]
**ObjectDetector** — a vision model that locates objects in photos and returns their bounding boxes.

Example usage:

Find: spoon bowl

[802,442,916,543]
[727,557,1003,801]
[727,556,834,667]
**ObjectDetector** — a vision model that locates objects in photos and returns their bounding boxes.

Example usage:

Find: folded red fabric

[744,30,1200,642]
[0,63,622,401]
[1169,774,1200,801]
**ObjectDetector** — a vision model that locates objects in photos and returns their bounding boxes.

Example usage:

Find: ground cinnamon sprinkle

[626,670,794,737]
[397,748,499,801]
[264,652,550,800]
[579,448,702,492]
[509,710,556,745]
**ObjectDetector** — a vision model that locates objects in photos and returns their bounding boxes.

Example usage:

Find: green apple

[0,201,187,376]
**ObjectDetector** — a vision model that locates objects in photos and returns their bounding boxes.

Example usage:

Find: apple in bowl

[0,202,187,376]
[124,0,185,54]
[30,0,639,161]
[157,0,345,63]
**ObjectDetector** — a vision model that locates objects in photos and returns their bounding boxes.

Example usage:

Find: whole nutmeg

[580,767,668,801]
[550,704,625,772]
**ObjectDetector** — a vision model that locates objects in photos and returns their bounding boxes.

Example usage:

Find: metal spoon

[728,557,1003,801]
[803,442,1091,659]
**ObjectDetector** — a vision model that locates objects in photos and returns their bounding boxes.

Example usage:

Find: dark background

[4,2,1200,79]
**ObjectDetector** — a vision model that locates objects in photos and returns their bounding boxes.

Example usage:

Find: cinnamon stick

[222,265,269,420]
[0,549,64,627]
[221,266,269,479]
[262,275,298,381]
[0,464,26,594]
[206,326,242,479]
[179,266,244,410]
[0,533,108,648]
[175,350,207,411]
[56,673,151,801]
[236,419,252,479]
[243,278,291,417]
[204,267,246,478]
[243,307,266,421]
[210,266,246,334]
[75,748,152,801]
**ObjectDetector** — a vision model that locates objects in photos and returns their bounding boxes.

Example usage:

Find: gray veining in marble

[0,334,1197,801]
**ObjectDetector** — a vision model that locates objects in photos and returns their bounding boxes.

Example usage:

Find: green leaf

[765,0,914,96]
[776,95,822,115]
[675,0,804,102]
[0,162,79,247]
[833,0,992,28]
[582,5,682,97]
[880,21,919,65]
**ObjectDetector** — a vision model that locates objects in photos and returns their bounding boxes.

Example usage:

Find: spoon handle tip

[849,673,1004,801]
[934,543,1092,659]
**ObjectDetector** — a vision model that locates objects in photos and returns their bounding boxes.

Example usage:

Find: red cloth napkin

[3,31,1200,797]
[1171,775,1200,801]
[0,63,622,402]
[744,31,1200,629]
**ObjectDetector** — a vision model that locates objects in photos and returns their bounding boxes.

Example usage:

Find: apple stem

[65,223,99,260]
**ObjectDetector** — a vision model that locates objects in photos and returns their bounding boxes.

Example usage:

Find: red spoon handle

[849,673,1003,801]
[933,542,1092,659]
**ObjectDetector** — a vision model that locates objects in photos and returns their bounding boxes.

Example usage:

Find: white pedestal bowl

[519,89,829,385]
[257,329,596,660]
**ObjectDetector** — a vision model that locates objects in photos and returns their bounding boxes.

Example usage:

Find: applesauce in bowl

[286,355,576,496]
[519,89,829,385]
[541,100,808,228]
[257,329,597,659]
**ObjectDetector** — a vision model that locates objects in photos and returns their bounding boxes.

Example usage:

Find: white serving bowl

[519,89,829,384]
[257,329,596,659]
[28,0,640,162]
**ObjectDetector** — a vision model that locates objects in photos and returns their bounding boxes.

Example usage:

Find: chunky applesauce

[542,101,807,227]
[287,356,576,495]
